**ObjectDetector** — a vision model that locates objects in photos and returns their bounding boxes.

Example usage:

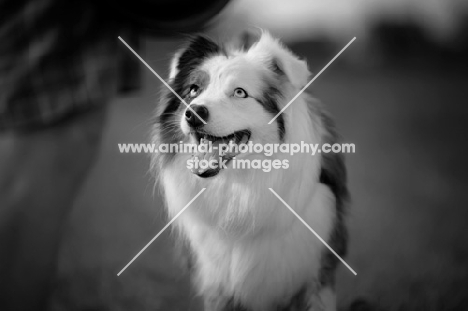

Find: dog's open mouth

[189,129,251,178]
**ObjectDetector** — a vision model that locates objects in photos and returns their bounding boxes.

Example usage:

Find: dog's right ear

[169,35,220,81]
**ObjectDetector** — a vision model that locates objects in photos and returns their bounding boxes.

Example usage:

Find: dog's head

[154,31,311,178]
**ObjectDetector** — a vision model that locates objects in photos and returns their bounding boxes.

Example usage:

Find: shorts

[0,0,140,131]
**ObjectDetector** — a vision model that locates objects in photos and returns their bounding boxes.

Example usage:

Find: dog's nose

[185,105,209,127]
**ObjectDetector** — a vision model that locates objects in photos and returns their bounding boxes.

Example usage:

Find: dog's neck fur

[160,95,337,310]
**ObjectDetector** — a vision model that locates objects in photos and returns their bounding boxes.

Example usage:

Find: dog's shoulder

[318,108,348,208]
[305,98,349,288]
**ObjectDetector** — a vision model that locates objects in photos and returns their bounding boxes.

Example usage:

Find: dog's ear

[230,29,262,51]
[247,31,310,89]
[169,35,220,81]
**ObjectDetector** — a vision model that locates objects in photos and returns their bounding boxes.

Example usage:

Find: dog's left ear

[247,31,311,89]
[231,29,262,51]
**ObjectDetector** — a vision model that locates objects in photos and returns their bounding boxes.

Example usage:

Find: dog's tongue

[190,135,248,176]
[190,138,221,175]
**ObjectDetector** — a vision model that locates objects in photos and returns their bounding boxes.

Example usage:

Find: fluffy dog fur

[151,31,348,311]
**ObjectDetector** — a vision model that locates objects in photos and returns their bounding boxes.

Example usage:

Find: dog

[151,31,348,311]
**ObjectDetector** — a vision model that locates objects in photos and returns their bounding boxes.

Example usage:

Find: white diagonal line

[117,188,206,276]
[268,37,356,124]
[268,188,357,276]
[118,36,207,125]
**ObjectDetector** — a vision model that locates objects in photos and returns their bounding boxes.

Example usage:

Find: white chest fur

[162,165,336,310]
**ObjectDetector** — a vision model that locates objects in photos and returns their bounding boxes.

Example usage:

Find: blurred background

[49,0,468,310]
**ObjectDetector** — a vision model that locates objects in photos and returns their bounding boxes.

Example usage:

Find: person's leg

[0,107,106,310]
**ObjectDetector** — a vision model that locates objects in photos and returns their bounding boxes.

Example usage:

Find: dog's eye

[189,85,199,97]
[233,88,248,98]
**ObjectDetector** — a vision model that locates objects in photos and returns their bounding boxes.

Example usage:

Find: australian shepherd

[151,31,348,311]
